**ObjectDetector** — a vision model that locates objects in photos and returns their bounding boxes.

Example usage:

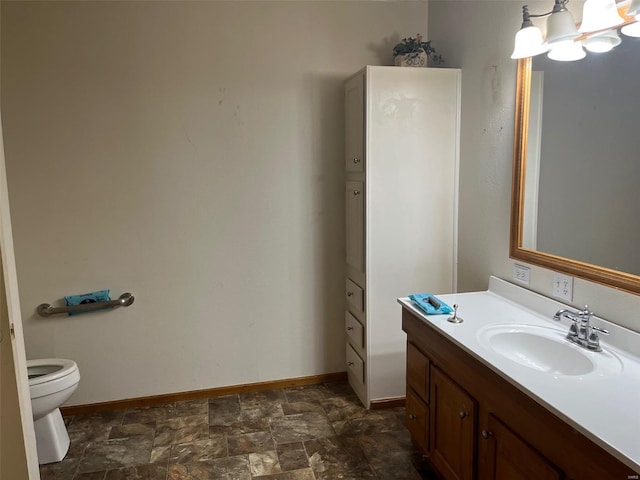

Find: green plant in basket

[392,34,444,65]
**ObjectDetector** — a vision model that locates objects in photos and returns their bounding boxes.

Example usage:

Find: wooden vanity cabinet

[406,341,430,453]
[407,341,430,401]
[406,387,429,453]
[484,414,562,480]
[402,307,636,480]
[430,366,476,480]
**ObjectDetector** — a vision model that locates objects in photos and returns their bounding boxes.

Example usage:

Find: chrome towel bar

[37,293,135,317]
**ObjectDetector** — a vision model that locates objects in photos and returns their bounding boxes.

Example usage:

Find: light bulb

[583,31,622,52]
[547,40,586,61]
[621,21,640,37]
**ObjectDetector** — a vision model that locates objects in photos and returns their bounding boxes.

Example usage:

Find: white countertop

[398,276,640,473]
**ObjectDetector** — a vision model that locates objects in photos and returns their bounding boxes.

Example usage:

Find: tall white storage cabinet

[344,66,461,408]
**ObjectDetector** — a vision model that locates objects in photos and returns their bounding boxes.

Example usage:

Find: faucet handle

[576,305,594,327]
[587,324,608,352]
[590,325,609,335]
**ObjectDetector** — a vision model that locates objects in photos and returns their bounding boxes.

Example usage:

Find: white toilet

[27,358,80,464]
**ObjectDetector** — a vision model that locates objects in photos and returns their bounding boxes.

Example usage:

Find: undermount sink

[477,324,623,377]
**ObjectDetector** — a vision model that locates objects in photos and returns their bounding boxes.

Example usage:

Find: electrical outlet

[552,274,573,301]
[513,264,530,285]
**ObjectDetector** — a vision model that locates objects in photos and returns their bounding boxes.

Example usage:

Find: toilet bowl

[27,358,80,464]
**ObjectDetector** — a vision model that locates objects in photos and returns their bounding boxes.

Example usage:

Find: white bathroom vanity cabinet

[343,66,461,407]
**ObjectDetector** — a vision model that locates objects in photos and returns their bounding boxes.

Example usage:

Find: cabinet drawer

[345,278,364,312]
[346,343,365,385]
[406,387,429,454]
[345,311,364,350]
[407,342,430,403]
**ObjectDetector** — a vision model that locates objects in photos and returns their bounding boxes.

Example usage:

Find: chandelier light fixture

[621,0,640,35]
[511,0,638,61]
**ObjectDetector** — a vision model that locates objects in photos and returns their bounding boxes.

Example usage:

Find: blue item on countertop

[408,293,453,315]
[64,290,111,316]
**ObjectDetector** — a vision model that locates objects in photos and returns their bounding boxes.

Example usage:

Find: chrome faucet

[553,305,609,352]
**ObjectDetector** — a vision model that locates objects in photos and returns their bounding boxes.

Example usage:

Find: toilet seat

[28,358,77,385]
[26,357,80,464]
[27,358,80,400]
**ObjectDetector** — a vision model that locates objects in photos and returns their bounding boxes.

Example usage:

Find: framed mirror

[510,36,640,295]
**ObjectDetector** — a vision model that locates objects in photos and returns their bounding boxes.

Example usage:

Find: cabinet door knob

[347,361,354,366]
[346,326,354,331]
[481,429,493,439]
[347,291,354,297]
[408,414,417,420]
[459,411,468,419]
[353,190,361,196]
[353,158,361,164]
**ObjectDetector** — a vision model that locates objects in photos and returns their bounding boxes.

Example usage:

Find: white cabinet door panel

[345,181,364,272]
[345,75,364,173]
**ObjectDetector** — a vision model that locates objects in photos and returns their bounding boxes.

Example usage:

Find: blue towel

[64,290,111,316]
[408,293,453,315]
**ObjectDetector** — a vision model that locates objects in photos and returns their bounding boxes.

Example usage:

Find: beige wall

[1,1,428,405]
[6,0,639,409]
[428,1,640,333]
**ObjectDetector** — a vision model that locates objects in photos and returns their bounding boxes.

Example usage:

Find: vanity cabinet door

[481,414,563,480]
[430,367,476,480]
[407,342,430,403]
[406,387,429,454]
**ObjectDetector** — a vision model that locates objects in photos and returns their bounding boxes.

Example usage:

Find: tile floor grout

[40,381,438,480]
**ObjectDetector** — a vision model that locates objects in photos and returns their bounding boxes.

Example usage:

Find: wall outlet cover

[513,264,530,285]
[552,274,573,302]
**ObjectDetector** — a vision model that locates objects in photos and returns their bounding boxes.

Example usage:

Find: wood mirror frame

[509,57,640,296]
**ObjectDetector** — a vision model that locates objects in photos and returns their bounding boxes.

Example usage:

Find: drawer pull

[353,190,361,196]
[347,291,354,297]
[347,326,354,331]
[408,414,417,420]
[353,158,361,164]
[347,361,354,366]
[481,429,493,439]
[459,411,468,419]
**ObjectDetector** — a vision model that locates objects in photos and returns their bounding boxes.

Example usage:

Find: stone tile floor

[40,381,439,480]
